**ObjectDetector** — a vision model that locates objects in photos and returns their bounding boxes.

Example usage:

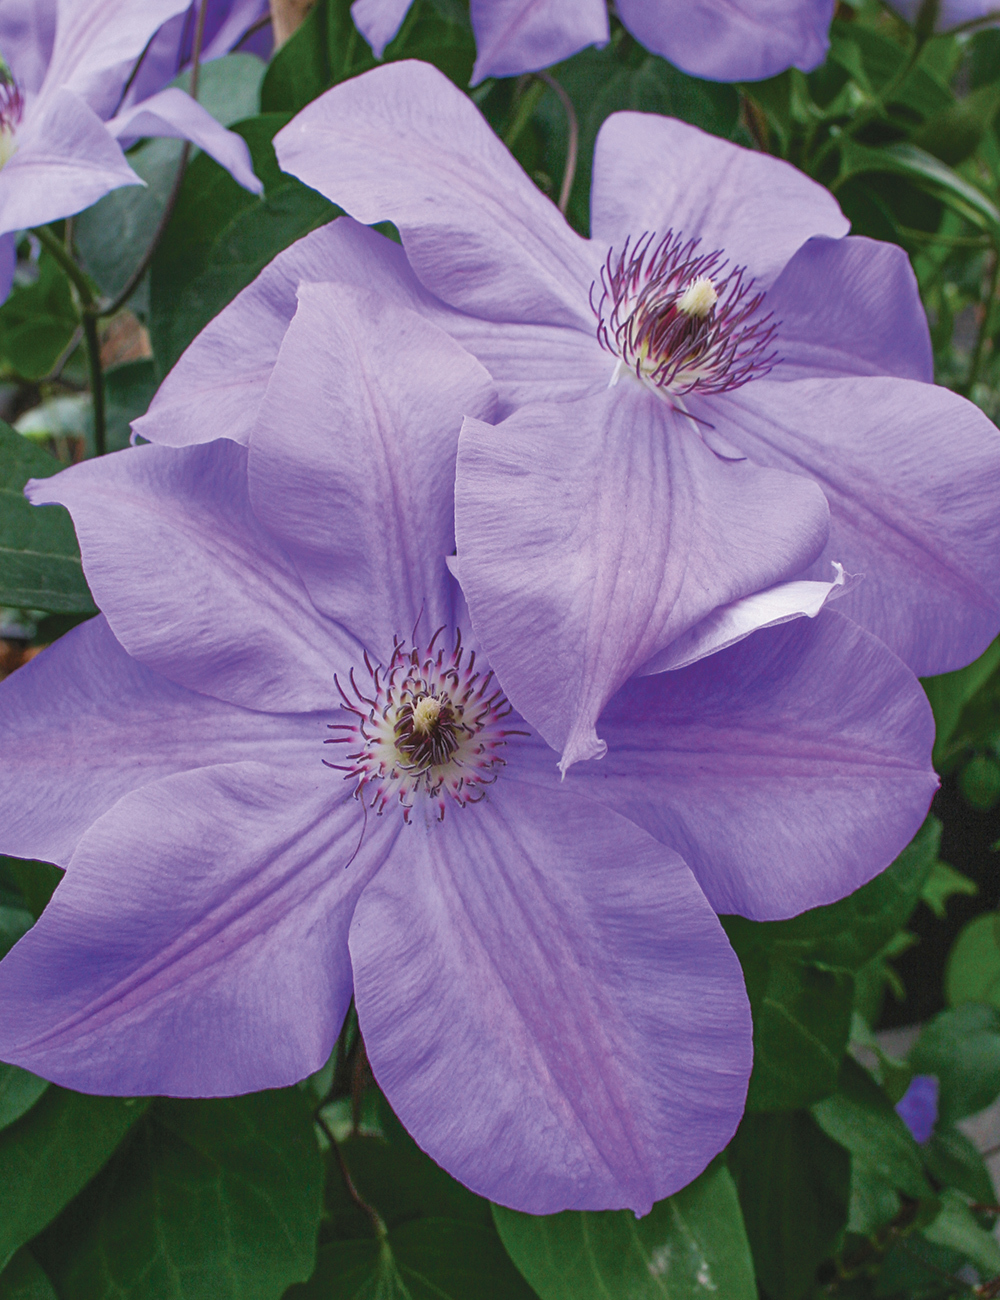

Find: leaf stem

[81,313,106,456]
[533,71,578,215]
[315,1111,388,1241]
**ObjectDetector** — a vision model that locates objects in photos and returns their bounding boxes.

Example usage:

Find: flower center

[325,629,522,822]
[0,65,22,168]
[591,231,778,397]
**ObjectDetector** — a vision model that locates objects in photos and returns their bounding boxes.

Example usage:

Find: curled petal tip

[558,732,608,779]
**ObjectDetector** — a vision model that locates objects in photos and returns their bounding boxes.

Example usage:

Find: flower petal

[106,87,262,193]
[0,89,140,238]
[274,60,599,328]
[350,0,413,58]
[351,777,751,1214]
[639,562,853,674]
[42,0,190,110]
[693,375,1000,675]
[560,610,937,920]
[0,0,56,96]
[28,440,357,712]
[0,615,328,866]
[249,282,496,663]
[0,762,392,1095]
[455,384,830,769]
[590,113,848,289]
[132,219,436,448]
[767,236,933,383]
[616,0,833,82]
[469,0,609,83]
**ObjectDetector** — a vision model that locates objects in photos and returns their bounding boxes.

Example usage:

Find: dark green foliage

[0,251,79,383]
[0,419,96,612]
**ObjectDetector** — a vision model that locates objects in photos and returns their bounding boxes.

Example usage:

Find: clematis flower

[886,0,998,30]
[896,1075,939,1143]
[0,282,935,1212]
[137,61,1000,768]
[351,0,835,85]
[0,0,262,302]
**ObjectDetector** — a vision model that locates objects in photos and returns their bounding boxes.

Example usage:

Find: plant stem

[81,314,106,456]
[315,1112,387,1240]
[533,71,578,215]
[32,224,96,308]
[503,78,545,151]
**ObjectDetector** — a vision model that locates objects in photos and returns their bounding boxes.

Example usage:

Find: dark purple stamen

[0,69,24,135]
[590,230,779,396]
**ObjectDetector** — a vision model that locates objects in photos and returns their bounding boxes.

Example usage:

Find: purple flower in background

[887,0,997,30]
[0,0,262,302]
[0,282,936,1211]
[123,0,273,108]
[352,0,835,84]
[896,1075,939,1143]
[138,61,1000,769]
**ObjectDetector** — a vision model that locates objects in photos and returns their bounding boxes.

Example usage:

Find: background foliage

[3,1,1000,1296]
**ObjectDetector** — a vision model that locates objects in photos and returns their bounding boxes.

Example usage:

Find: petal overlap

[456,385,830,768]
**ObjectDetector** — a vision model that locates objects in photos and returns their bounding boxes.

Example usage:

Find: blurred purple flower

[138,61,1000,768]
[352,0,835,84]
[0,0,262,301]
[0,282,936,1211]
[896,1075,939,1143]
[886,0,997,30]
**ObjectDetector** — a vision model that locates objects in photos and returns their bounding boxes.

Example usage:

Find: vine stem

[961,247,999,398]
[314,1112,388,1241]
[533,71,578,215]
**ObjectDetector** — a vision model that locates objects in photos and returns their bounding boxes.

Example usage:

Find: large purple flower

[137,61,1000,767]
[351,0,835,84]
[0,282,935,1211]
[0,0,262,300]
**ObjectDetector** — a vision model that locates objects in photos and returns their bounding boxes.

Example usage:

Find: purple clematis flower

[0,282,936,1212]
[896,1074,939,1143]
[123,0,273,108]
[887,0,997,30]
[351,0,835,84]
[137,61,1000,770]
[0,0,262,301]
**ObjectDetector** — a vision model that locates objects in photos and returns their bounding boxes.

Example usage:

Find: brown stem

[315,1112,387,1240]
[533,71,578,216]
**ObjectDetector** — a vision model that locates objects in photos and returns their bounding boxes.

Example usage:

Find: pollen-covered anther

[590,229,779,397]
[324,629,524,822]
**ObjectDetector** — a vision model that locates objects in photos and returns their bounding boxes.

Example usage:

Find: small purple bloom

[896,1074,939,1143]
[0,0,262,301]
[139,62,1000,769]
[0,283,935,1211]
[886,0,997,30]
[351,0,835,84]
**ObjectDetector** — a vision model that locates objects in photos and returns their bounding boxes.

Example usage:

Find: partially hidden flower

[351,0,835,84]
[0,0,262,301]
[896,1074,939,1143]
[0,284,936,1212]
[137,61,1000,771]
[886,0,998,31]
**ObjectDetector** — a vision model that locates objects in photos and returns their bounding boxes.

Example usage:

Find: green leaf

[290,1220,537,1300]
[812,1057,931,1234]
[728,1110,850,1300]
[945,911,1000,1008]
[922,1188,1000,1277]
[921,859,977,920]
[0,1089,149,1270]
[0,1250,58,1300]
[909,1004,1000,1124]
[0,1066,48,1134]
[0,857,63,922]
[922,636,1000,769]
[960,754,1000,809]
[923,1126,996,1205]
[260,0,374,113]
[492,1159,754,1300]
[0,251,78,382]
[0,419,96,613]
[105,359,157,454]
[39,1091,323,1300]
[912,81,1000,165]
[838,139,1000,240]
